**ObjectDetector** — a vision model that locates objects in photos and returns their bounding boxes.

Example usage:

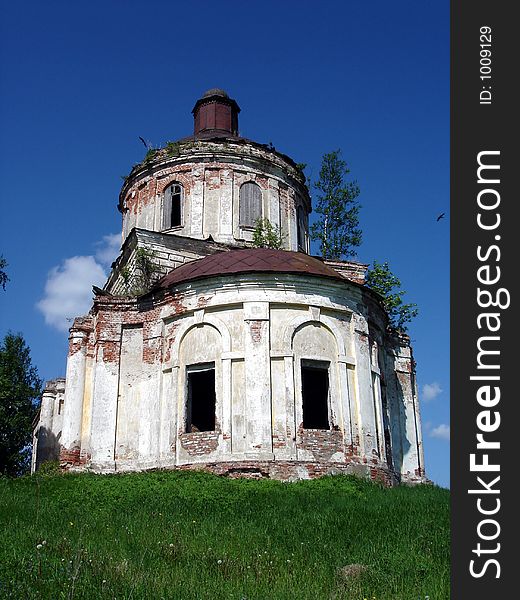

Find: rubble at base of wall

[180,460,400,487]
[58,459,422,487]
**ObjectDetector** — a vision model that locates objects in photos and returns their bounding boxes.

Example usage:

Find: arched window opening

[239,181,262,228]
[163,183,183,229]
[297,205,307,250]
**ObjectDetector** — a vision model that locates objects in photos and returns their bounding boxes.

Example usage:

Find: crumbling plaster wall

[53,273,423,483]
[119,141,310,252]
[381,333,425,483]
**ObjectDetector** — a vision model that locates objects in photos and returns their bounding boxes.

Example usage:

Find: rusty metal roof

[154,248,345,290]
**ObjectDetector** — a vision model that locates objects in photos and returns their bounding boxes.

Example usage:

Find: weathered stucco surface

[118,139,310,253]
[35,271,425,484]
[32,89,425,485]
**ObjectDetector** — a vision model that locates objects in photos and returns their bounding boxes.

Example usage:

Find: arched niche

[292,321,339,361]
[178,323,223,434]
[292,322,341,431]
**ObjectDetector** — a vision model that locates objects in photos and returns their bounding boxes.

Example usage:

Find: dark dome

[202,88,229,98]
[154,248,344,290]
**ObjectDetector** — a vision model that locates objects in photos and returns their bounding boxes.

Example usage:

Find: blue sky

[0,1,449,487]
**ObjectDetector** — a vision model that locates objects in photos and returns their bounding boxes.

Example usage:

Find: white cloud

[37,256,107,332]
[422,382,442,402]
[95,233,121,267]
[430,424,450,441]
[37,233,122,333]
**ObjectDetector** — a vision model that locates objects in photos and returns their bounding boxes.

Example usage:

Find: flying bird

[436,212,445,222]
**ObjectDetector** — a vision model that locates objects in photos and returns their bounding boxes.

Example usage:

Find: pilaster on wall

[190,167,204,238]
[243,302,273,457]
[218,169,234,242]
[384,333,425,483]
[353,318,380,460]
[138,319,162,464]
[89,326,121,470]
[159,364,178,462]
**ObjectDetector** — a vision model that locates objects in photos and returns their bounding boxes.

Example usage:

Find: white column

[39,385,55,434]
[34,382,57,468]
[60,331,87,457]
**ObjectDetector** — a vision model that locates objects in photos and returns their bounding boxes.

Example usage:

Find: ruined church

[32,89,425,484]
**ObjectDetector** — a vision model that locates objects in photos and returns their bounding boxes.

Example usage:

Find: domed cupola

[118,89,310,253]
[192,88,240,138]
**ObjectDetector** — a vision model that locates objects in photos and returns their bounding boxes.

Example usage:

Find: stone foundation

[63,458,401,487]
[179,460,399,486]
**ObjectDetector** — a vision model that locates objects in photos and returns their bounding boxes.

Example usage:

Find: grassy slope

[0,470,449,599]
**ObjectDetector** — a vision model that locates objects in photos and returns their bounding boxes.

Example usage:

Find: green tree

[0,255,8,290]
[0,333,43,476]
[365,261,418,332]
[310,150,361,259]
[252,218,284,249]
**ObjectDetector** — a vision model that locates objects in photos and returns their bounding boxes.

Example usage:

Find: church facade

[32,89,425,485]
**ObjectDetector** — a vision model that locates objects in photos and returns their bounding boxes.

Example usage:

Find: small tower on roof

[192,88,241,138]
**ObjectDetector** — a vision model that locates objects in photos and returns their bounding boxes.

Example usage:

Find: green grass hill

[0,469,449,599]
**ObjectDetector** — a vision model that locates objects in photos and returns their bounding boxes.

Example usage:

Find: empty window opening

[186,363,216,432]
[163,183,183,229]
[239,181,262,227]
[302,362,330,429]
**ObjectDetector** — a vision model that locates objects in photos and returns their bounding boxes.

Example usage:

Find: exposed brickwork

[248,320,263,343]
[180,431,220,455]
[175,460,398,487]
[59,447,80,462]
[196,294,212,309]
[324,259,367,285]
[67,316,94,356]
[163,322,179,364]
[272,434,287,449]
[298,429,344,461]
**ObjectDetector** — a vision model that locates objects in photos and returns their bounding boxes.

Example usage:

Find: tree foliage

[252,218,284,250]
[0,255,8,290]
[0,333,43,476]
[365,261,418,332]
[310,150,361,259]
